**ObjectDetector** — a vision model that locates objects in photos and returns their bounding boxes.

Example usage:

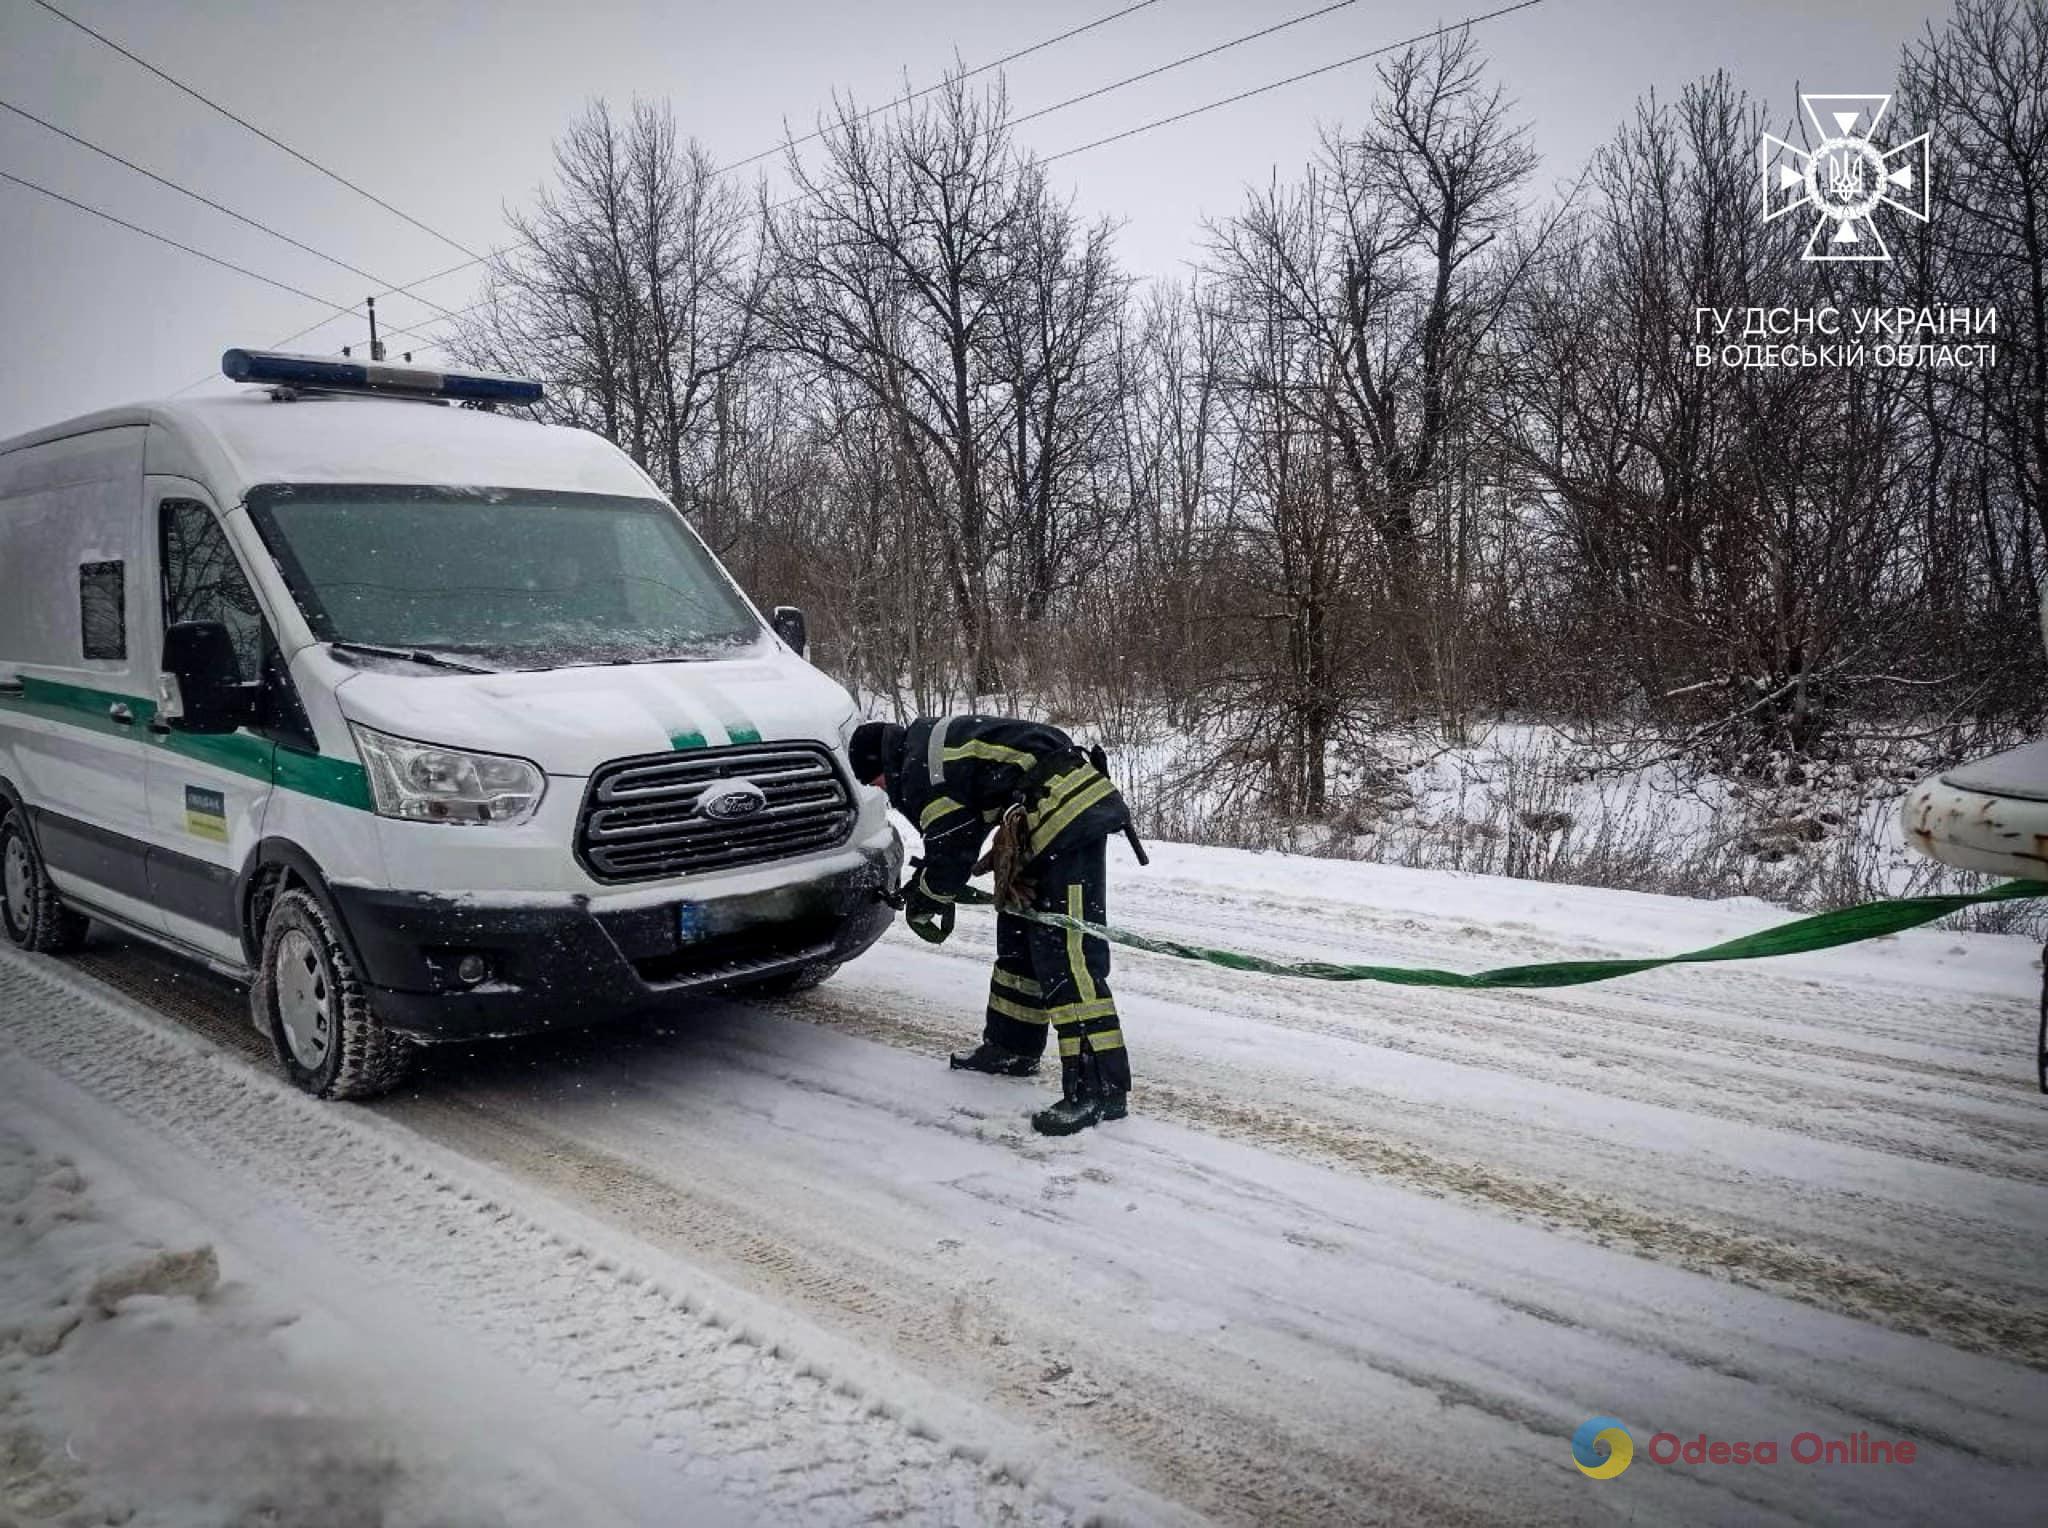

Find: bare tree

[457,101,762,514]
[763,74,1029,695]
[989,167,1128,628]
[466,3,2048,871]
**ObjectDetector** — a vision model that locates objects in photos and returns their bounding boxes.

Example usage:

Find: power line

[169,296,491,397]
[2,167,370,315]
[1014,0,1363,129]
[1042,0,1548,163]
[362,298,490,348]
[372,250,504,305]
[714,0,1161,176]
[27,0,485,261]
[278,296,482,356]
[31,0,1541,399]
[0,169,447,355]
[182,0,1172,323]
[333,6,1165,305]
[768,0,1546,211]
[0,96,463,321]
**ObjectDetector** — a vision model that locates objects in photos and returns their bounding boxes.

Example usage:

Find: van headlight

[350,724,545,826]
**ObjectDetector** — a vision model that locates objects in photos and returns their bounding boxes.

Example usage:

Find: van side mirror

[771,605,808,659]
[162,621,259,734]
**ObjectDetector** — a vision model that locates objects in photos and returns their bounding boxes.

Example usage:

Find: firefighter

[849,716,1134,1135]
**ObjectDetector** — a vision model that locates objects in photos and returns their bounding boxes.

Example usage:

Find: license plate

[677,903,708,943]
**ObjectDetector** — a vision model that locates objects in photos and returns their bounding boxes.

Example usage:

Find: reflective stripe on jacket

[889,715,1129,900]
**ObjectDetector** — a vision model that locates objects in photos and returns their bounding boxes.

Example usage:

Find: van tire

[0,808,90,954]
[254,888,412,1100]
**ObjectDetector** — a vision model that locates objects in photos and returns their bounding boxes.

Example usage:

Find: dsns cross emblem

[696,779,768,822]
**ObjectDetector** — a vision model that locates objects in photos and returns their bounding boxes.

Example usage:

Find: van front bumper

[329,842,901,1042]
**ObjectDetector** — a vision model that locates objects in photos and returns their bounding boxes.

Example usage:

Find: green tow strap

[950,879,2048,992]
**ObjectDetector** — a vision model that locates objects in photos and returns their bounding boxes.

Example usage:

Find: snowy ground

[2,842,2045,1525]
[1107,713,2004,913]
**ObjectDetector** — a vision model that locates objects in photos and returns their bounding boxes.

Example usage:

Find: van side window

[161,500,262,682]
[78,560,126,660]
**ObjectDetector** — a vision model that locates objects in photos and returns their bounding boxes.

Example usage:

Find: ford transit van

[0,349,900,1097]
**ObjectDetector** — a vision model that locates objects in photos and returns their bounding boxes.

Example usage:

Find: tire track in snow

[791,987,2048,1368]
[0,949,1086,1528]
[389,1087,1511,1528]
[16,938,1545,1527]
[919,896,2046,1184]
[1121,879,2027,1063]
[27,928,2048,1522]
[54,929,2048,1367]
[1117,957,2047,1181]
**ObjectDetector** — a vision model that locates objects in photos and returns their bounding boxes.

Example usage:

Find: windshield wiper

[326,640,494,675]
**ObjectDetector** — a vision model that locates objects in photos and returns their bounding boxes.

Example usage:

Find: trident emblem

[1761,94,1930,261]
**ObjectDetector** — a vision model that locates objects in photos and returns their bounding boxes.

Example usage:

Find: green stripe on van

[0,677,372,810]
[161,727,270,781]
[695,681,761,745]
[669,729,708,751]
[4,675,152,736]
[272,747,374,811]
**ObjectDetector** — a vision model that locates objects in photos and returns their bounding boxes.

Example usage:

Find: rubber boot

[1032,1053,1125,1135]
[950,1040,1040,1077]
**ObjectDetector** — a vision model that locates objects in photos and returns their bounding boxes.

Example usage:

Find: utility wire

[36,0,1542,389]
[280,296,483,357]
[1042,0,1548,163]
[339,5,1167,304]
[372,250,504,305]
[197,0,1168,307]
[714,0,1161,175]
[0,170,445,350]
[0,97,463,321]
[768,0,1545,211]
[3,167,368,315]
[169,297,491,397]
[1013,0,1362,128]
[27,0,485,260]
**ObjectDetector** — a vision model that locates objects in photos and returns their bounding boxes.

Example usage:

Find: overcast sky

[0,0,1946,439]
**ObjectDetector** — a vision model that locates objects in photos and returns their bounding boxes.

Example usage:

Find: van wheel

[1,808,90,954]
[254,888,412,1100]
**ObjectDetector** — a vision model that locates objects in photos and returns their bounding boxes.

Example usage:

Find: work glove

[902,881,956,945]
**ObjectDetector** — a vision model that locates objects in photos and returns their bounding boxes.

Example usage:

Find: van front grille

[577,743,856,883]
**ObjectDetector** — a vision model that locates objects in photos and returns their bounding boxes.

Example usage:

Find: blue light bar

[220,348,544,406]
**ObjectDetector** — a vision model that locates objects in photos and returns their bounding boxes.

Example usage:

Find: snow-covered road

[3,844,2045,1525]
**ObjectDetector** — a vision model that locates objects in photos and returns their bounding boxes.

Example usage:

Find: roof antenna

[366,295,386,362]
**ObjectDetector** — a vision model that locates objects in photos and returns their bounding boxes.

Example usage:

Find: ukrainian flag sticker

[183,784,228,843]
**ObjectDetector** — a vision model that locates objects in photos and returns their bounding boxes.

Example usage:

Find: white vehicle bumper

[1901,740,2048,880]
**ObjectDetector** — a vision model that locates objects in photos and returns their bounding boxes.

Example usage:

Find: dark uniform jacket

[886,716,1130,904]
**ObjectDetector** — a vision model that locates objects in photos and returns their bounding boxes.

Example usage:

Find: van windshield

[245,485,763,670]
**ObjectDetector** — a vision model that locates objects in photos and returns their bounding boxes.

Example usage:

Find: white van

[0,349,900,1097]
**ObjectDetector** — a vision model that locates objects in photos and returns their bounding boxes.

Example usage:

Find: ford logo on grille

[696,779,768,821]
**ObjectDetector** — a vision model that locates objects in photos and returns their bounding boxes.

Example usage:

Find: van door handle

[0,677,22,697]
[107,702,135,726]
